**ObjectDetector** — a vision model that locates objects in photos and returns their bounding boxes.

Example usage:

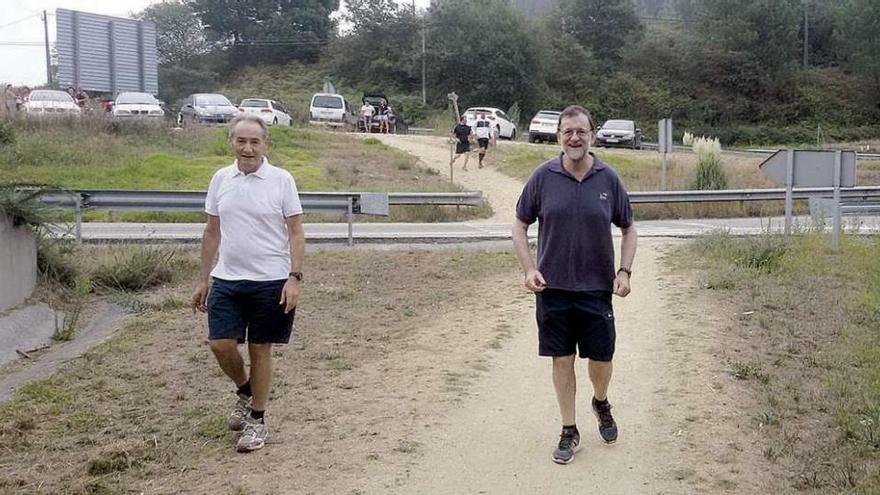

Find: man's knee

[248,343,272,359]
[209,338,239,356]
[552,354,576,369]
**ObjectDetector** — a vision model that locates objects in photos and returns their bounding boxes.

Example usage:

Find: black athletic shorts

[456,140,470,154]
[536,289,615,361]
[478,138,489,149]
[208,278,295,344]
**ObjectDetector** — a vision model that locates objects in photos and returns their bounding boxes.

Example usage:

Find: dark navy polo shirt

[515,152,633,292]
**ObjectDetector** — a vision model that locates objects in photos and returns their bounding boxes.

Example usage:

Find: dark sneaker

[592,397,618,444]
[551,427,580,464]
[228,393,252,432]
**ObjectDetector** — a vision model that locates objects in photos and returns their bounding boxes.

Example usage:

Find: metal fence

[36,189,485,245]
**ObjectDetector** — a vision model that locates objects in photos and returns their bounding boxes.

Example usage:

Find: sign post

[658,118,673,190]
[759,149,856,248]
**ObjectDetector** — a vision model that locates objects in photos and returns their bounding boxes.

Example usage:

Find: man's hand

[524,269,547,292]
[191,280,209,313]
[279,279,300,314]
[613,272,631,297]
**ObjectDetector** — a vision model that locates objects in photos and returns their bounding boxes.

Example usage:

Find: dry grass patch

[0,246,522,493]
[670,232,880,494]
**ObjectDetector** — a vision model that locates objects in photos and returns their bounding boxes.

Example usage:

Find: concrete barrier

[0,213,36,312]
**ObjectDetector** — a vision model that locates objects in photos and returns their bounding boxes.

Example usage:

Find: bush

[0,184,49,229]
[92,246,177,292]
[0,120,15,146]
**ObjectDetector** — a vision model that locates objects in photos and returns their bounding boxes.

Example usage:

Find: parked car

[112,92,164,120]
[308,93,355,129]
[528,110,561,143]
[596,119,642,149]
[23,89,81,116]
[357,92,407,134]
[177,93,238,126]
[238,98,292,126]
[463,107,517,140]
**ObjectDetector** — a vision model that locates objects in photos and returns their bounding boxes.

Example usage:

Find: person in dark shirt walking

[512,105,638,465]
[450,115,472,171]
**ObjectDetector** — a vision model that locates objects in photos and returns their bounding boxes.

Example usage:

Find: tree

[425,0,543,114]
[555,0,643,66]
[695,0,801,74]
[136,1,210,65]
[834,0,880,91]
[190,0,340,65]
[329,0,422,91]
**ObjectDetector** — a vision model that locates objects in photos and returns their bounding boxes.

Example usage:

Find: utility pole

[802,0,809,68]
[43,10,52,86]
[421,14,426,106]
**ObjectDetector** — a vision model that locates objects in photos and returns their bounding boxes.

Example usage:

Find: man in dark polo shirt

[512,105,637,465]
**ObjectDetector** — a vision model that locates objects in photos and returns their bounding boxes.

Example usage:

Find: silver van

[309,93,355,129]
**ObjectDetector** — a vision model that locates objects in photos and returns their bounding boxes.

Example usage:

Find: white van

[309,93,355,129]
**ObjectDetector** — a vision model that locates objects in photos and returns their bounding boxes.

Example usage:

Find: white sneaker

[236,416,268,452]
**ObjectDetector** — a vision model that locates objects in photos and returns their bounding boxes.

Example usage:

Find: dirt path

[361,135,773,493]
[371,134,524,224]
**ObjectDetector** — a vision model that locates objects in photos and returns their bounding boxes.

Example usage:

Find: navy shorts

[207,278,295,344]
[536,289,615,361]
[478,138,489,150]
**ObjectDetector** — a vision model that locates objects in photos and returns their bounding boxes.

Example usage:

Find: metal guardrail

[34,189,485,245]
[629,186,880,203]
[640,142,880,161]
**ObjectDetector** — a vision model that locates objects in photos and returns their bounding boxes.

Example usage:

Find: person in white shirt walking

[473,112,493,168]
[359,101,375,133]
[191,115,305,453]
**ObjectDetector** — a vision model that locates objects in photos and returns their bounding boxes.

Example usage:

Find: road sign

[759,150,856,188]
[658,118,673,153]
[56,8,158,94]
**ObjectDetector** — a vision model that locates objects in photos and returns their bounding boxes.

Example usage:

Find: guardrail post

[74,194,83,243]
[784,150,794,236]
[832,150,842,251]
[347,197,354,247]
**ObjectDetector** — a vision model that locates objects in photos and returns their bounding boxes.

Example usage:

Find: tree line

[139,0,880,144]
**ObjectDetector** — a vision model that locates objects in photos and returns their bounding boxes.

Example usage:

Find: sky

[0,0,430,87]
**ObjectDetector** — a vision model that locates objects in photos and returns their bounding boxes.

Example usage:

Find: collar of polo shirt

[232,157,270,178]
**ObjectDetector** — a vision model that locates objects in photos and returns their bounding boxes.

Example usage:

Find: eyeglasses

[559,128,592,139]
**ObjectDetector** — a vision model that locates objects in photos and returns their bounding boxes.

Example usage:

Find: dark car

[358,92,407,134]
[177,93,239,126]
[595,119,642,149]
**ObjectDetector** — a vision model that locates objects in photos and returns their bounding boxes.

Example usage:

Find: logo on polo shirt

[599,192,608,200]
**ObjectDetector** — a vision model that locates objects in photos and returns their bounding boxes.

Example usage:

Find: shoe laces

[595,402,614,426]
[233,398,251,416]
[558,430,578,450]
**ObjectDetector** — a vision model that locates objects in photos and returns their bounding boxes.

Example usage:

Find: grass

[493,143,880,219]
[671,231,880,493]
[0,117,491,223]
[0,246,521,492]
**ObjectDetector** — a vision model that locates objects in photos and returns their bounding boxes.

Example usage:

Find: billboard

[56,8,158,94]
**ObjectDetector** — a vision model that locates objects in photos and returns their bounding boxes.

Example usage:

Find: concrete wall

[0,213,37,312]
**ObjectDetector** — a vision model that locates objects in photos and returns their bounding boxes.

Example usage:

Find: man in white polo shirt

[191,114,305,453]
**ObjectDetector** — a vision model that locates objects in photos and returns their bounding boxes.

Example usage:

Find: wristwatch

[289,271,303,282]
[617,267,632,277]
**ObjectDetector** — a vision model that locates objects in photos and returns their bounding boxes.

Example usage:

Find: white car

[23,90,81,116]
[463,107,517,140]
[112,92,164,119]
[238,98,292,126]
[528,110,561,143]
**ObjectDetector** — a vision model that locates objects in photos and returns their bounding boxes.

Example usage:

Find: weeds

[92,246,177,292]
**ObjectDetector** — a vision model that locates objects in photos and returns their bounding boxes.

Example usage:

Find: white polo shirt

[205,158,303,281]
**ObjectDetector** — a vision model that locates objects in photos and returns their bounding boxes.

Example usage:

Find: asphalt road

[56,215,880,244]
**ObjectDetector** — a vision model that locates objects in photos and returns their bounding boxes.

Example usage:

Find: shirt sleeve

[515,173,540,225]
[205,171,222,216]
[611,177,633,228]
[282,173,304,217]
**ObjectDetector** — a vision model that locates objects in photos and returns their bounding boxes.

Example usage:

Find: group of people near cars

[3,84,30,118]
[450,111,495,171]
[358,99,394,133]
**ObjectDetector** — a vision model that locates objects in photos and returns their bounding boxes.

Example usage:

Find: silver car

[177,93,239,126]
[596,120,642,149]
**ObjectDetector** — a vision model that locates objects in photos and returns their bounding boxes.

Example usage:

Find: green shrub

[0,120,14,146]
[92,246,176,292]
[0,184,49,228]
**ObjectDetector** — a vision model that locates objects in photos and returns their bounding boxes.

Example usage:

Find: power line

[0,12,40,30]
